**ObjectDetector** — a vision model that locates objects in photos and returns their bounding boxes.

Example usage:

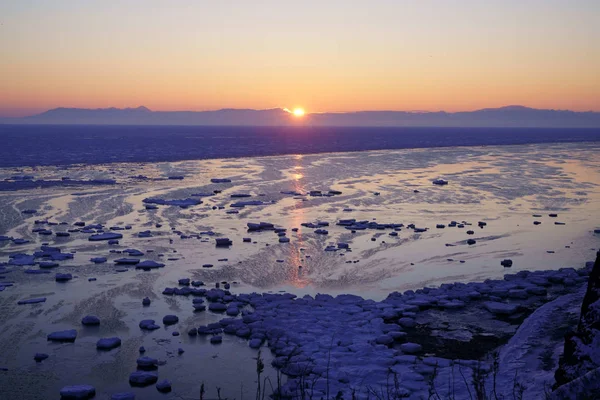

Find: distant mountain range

[2,105,600,128]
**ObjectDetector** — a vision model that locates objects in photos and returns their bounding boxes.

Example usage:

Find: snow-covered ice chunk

[47,329,77,342]
[139,320,160,330]
[129,371,158,386]
[114,258,140,265]
[399,342,422,354]
[96,337,121,350]
[162,315,179,325]
[55,273,73,282]
[142,197,202,208]
[483,301,521,315]
[209,303,228,312]
[156,380,172,393]
[136,260,165,269]
[59,385,95,399]
[215,238,232,246]
[136,356,158,370]
[81,315,100,326]
[88,232,123,241]
[18,297,46,305]
[375,335,394,345]
[111,393,135,400]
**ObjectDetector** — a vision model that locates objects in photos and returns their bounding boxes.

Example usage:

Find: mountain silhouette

[2,106,599,127]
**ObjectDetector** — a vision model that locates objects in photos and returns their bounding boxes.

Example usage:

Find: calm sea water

[1,124,599,167]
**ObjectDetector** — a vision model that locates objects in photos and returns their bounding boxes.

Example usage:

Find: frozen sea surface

[0,141,599,398]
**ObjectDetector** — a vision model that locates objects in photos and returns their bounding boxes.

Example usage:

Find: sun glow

[293,108,305,117]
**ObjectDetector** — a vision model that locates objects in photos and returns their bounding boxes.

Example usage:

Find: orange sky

[1,1,599,117]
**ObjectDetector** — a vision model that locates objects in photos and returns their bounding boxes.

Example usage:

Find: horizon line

[3,104,600,119]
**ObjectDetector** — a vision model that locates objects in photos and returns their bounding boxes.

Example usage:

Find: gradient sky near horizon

[1,1,599,117]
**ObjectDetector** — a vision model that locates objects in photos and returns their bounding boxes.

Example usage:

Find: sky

[1,0,599,117]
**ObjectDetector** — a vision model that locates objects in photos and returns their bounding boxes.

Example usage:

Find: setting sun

[293,108,305,117]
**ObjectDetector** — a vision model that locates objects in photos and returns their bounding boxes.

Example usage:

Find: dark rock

[555,251,600,389]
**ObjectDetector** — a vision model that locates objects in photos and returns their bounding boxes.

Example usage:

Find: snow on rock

[551,367,600,399]
[59,385,95,399]
[491,288,585,399]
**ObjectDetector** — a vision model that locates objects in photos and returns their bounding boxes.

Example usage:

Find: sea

[0,124,599,398]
